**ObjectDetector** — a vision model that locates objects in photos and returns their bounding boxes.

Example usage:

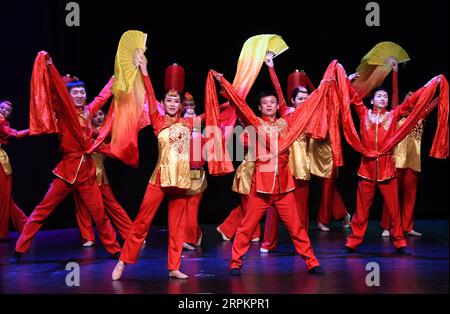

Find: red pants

[317,169,348,225]
[381,168,419,232]
[346,178,407,249]
[0,167,27,238]
[261,179,309,251]
[184,192,203,245]
[75,183,132,242]
[120,174,187,271]
[231,180,319,270]
[15,162,121,255]
[218,195,261,240]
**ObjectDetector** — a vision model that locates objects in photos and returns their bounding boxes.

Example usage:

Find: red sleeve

[0,119,17,140]
[391,70,399,108]
[348,80,368,118]
[142,73,164,134]
[268,66,289,117]
[425,97,440,118]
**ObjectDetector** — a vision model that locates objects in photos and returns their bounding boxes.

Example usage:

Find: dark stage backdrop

[0,0,448,230]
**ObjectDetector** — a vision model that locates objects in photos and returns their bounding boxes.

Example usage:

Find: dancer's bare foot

[318,222,330,232]
[251,237,260,242]
[260,247,270,253]
[381,229,390,237]
[195,232,203,247]
[343,213,351,228]
[406,229,422,237]
[112,261,125,281]
[169,270,189,279]
[82,241,94,247]
[216,227,231,241]
[183,242,195,251]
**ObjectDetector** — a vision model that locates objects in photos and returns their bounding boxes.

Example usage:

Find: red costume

[261,66,311,251]
[315,167,348,225]
[206,64,334,271]
[218,198,262,241]
[0,116,28,238]
[119,73,193,271]
[15,52,121,256]
[345,90,426,249]
[75,150,132,242]
[380,98,439,233]
[184,128,207,246]
[217,151,261,241]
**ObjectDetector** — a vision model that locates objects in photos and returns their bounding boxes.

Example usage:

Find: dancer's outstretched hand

[264,51,274,67]
[348,72,360,82]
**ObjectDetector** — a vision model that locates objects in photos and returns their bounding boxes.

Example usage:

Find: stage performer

[0,100,29,239]
[260,55,313,253]
[206,60,342,276]
[74,107,133,246]
[380,91,439,237]
[341,80,444,255]
[182,92,207,250]
[112,55,194,280]
[10,52,121,262]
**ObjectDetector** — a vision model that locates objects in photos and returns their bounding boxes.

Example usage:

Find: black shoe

[396,247,412,255]
[229,268,241,276]
[111,252,121,259]
[9,251,23,264]
[340,246,356,254]
[307,266,325,275]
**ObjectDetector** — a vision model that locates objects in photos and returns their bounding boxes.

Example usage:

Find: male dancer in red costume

[210,67,325,276]
[0,100,29,239]
[342,86,419,255]
[10,54,121,262]
[260,56,313,253]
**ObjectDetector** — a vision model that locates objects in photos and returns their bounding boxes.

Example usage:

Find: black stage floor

[0,220,448,294]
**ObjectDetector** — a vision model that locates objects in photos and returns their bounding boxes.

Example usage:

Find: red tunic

[352,91,422,182]
[0,116,17,144]
[52,80,113,184]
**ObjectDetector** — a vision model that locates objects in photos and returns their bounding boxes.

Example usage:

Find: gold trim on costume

[0,145,12,175]
[186,168,207,196]
[393,118,424,172]
[149,123,191,189]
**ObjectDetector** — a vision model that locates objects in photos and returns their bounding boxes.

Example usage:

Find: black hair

[291,86,310,101]
[67,80,85,91]
[0,100,13,106]
[371,86,390,100]
[257,90,278,105]
[161,91,183,102]
[402,91,414,101]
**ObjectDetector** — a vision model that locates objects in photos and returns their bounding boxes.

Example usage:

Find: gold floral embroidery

[365,109,393,131]
[407,119,425,141]
[258,117,288,138]
[169,124,190,159]
[296,130,308,142]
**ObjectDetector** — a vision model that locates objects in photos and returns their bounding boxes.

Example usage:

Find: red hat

[184,91,194,101]
[164,63,185,93]
[286,69,315,99]
[61,74,80,85]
